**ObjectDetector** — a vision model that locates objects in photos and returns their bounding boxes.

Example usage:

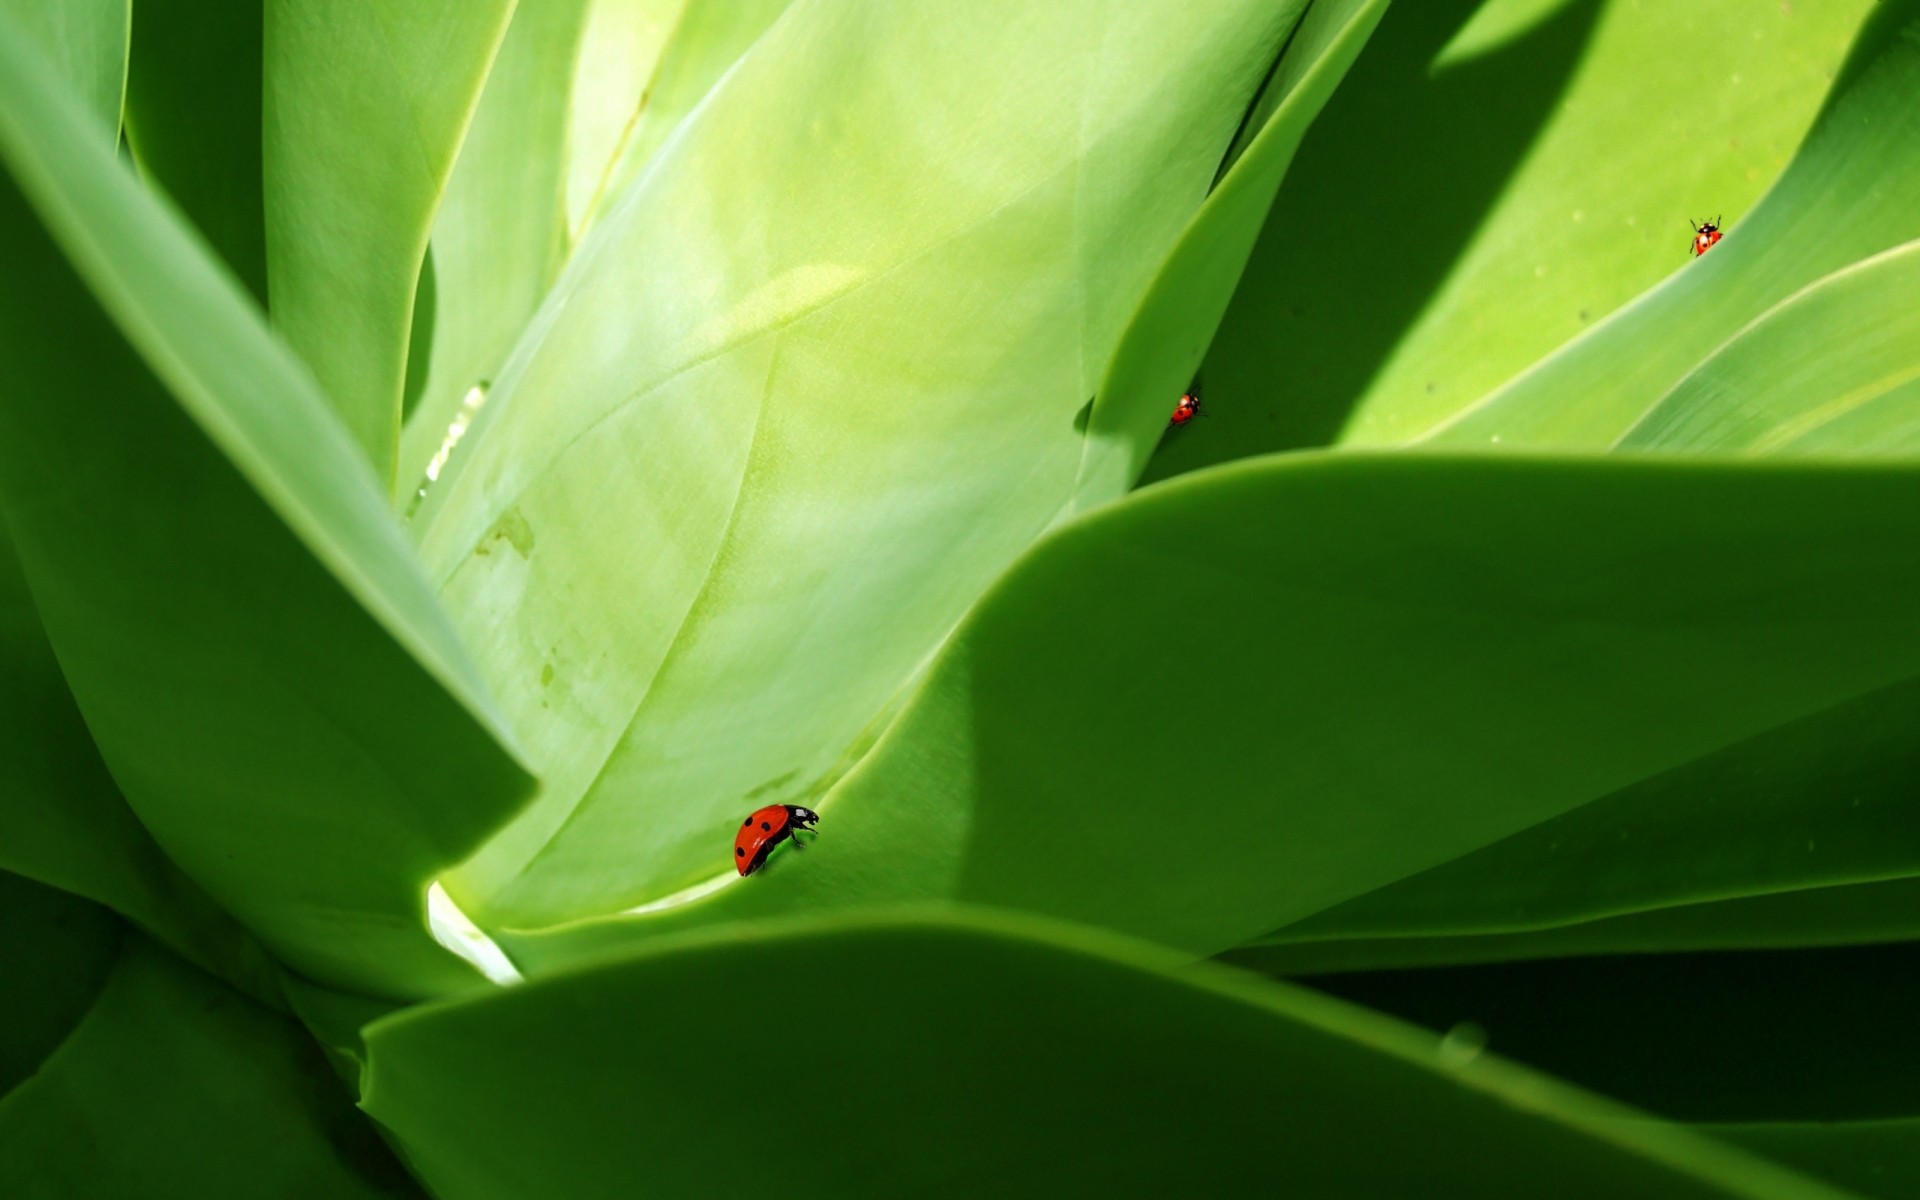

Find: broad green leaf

[563,0,792,241]
[0,26,533,999]
[558,0,687,239]
[1145,0,1870,483]
[0,935,420,1199]
[504,454,1920,973]
[1711,1120,1920,1200]
[1,519,276,1001]
[417,0,1311,927]
[121,0,269,303]
[398,0,595,497]
[1067,0,1385,508]
[0,0,126,136]
[365,912,1842,1199]
[1233,671,1920,972]
[1620,240,1920,456]
[1228,876,1920,977]
[263,0,517,481]
[1426,0,1920,449]
[0,871,119,1097]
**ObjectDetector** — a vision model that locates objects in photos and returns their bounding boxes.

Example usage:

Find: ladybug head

[785,805,820,830]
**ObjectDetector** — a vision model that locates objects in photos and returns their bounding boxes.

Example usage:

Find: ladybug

[733,804,820,876]
[1689,215,1722,257]
[1169,387,1202,428]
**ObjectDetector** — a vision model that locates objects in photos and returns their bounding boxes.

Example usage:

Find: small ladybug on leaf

[1169,387,1202,428]
[1689,215,1722,257]
[734,804,820,876]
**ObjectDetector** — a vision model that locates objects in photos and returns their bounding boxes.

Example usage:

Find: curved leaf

[366,912,1841,1198]
[0,25,533,998]
[417,0,1312,927]
[1711,1120,1920,1200]
[1234,670,1920,972]
[397,0,595,496]
[1067,0,1385,508]
[500,453,1920,974]
[121,0,269,303]
[0,935,419,1199]
[263,0,517,480]
[1147,0,1870,479]
[0,519,275,999]
[1620,240,1920,455]
[0,0,125,136]
[1425,0,1920,448]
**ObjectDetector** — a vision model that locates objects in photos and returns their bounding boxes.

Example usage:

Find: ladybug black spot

[760,822,771,831]
[735,847,745,857]
[743,818,752,827]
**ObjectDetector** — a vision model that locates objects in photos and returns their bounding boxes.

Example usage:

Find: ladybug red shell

[1690,216,1722,257]
[1169,389,1202,427]
[734,804,820,876]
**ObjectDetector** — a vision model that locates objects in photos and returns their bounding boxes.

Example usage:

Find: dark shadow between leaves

[1141,0,1602,483]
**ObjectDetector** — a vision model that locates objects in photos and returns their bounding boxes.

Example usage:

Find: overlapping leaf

[416,0,1320,928]
[367,912,1842,1198]
[263,0,516,479]
[1426,0,1920,448]
[500,453,1920,975]
[0,23,533,998]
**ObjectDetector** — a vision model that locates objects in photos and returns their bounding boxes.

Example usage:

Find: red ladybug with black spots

[1689,215,1722,257]
[734,804,820,876]
[1169,387,1202,428]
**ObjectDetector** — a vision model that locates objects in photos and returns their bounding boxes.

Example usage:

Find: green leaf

[1233,671,1920,972]
[0,24,533,999]
[1146,0,1870,480]
[0,518,277,1001]
[556,0,696,239]
[366,911,1847,1198]
[503,454,1920,974]
[397,0,595,497]
[0,871,119,1097]
[262,0,517,481]
[0,935,420,1199]
[1067,0,1385,507]
[121,0,269,303]
[1710,1119,1920,1200]
[0,0,126,137]
[415,0,1314,927]
[1228,876,1920,977]
[1426,0,1920,449]
[562,0,794,241]
[1620,240,1920,455]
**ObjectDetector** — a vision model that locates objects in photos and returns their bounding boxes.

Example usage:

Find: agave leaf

[1148,0,1871,479]
[557,0,688,238]
[120,0,269,303]
[263,0,516,481]
[417,0,1312,927]
[1425,0,1920,448]
[0,522,275,999]
[1230,876,1920,977]
[0,0,125,137]
[1066,0,1385,508]
[0,871,119,1096]
[1234,671,1920,972]
[0,25,533,998]
[366,911,1847,1198]
[503,454,1920,973]
[1620,240,1920,455]
[396,0,595,496]
[0,934,418,1198]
